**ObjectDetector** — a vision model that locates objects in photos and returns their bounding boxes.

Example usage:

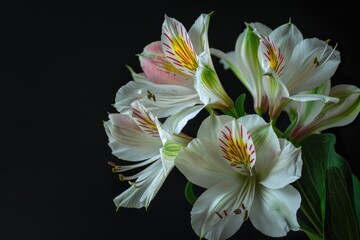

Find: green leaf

[234,93,247,118]
[299,219,324,240]
[324,167,360,240]
[353,174,360,231]
[295,134,329,237]
[185,181,197,205]
[296,133,359,239]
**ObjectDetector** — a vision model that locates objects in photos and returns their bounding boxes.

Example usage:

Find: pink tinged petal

[130,101,160,138]
[260,139,302,189]
[197,114,233,143]
[161,15,198,76]
[218,120,256,176]
[191,178,256,240]
[104,113,161,161]
[113,160,169,209]
[139,41,193,88]
[283,38,340,93]
[175,139,235,189]
[250,185,301,237]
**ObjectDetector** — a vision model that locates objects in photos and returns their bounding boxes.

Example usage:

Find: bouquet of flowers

[103,12,360,239]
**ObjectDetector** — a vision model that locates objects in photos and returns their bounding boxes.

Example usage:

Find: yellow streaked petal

[161,15,198,76]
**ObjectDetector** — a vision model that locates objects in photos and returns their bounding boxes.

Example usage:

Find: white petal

[288,93,338,103]
[113,160,170,209]
[114,80,201,118]
[175,139,235,188]
[288,80,332,126]
[236,114,268,132]
[260,139,302,188]
[250,123,281,179]
[236,26,266,111]
[284,38,340,93]
[188,13,211,56]
[249,22,272,36]
[263,71,290,118]
[197,114,233,143]
[268,22,303,66]
[310,84,360,131]
[162,105,204,134]
[250,185,301,237]
[191,178,256,240]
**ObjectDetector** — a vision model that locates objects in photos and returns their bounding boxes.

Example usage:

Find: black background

[2,1,359,239]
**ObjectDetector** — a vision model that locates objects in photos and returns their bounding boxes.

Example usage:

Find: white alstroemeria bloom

[211,21,341,120]
[211,23,271,114]
[258,22,340,119]
[104,101,192,209]
[136,13,233,113]
[175,114,303,239]
[287,82,360,142]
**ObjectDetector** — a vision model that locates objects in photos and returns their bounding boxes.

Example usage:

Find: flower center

[131,105,159,138]
[261,35,285,77]
[166,35,198,73]
[218,123,256,176]
[162,141,183,159]
[162,20,198,76]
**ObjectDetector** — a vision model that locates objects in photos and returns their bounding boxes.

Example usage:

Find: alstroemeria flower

[258,22,341,119]
[211,21,340,120]
[286,82,360,142]
[104,101,192,209]
[175,114,302,239]
[211,23,271,114]
[138,13,233,110]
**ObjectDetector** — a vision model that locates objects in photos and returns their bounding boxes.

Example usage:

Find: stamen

[234,208,242,215]
[215,204,249,220]
[313,57,319,67]
[119,174,125,181]
[128,181,139,188]
[147,90,156,101]
[215,212,223,219]
[243,210,249,221]
[108,161,121,173]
